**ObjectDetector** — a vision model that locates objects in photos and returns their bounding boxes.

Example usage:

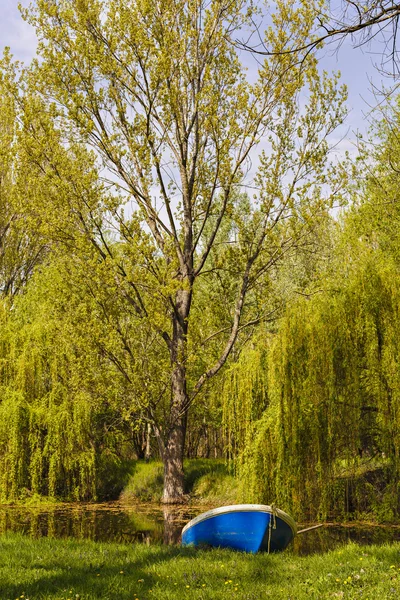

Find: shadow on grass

[2,541,185,599]
[183,459,230,494]
[1,535,279,600]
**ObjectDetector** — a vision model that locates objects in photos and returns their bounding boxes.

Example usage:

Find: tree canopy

[0,0,347,502]
[1,0,400,517]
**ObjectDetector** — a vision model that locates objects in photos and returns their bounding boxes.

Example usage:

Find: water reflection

[0,503,197,545]
[1,503,400,555]
[293,523,400,555]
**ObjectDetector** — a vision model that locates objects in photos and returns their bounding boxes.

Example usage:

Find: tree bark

[161,420,186,503]
[145,422,151,463]
[161,287,191,503]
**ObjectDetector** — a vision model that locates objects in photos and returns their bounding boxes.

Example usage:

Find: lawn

[1,534,400,599]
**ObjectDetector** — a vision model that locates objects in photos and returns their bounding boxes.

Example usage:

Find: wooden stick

[297,523,324,535]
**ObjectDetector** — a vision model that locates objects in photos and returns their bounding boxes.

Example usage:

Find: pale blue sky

[1,1,37,62]
[0,0,388,148]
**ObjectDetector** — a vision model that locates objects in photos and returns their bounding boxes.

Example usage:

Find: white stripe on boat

[182,504,297,536]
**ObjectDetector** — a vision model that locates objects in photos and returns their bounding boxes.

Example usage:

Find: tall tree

[0,51,45,298]
[0,253,137,502]
[17,0,347,502]
[225,100,400,519]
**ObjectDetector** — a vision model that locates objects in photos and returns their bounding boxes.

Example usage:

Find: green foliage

[0,0,394,511]
[96,458,136,502]
[0,259,135,502]
[222,176,400,520]
[121,459,237,504]
[230,258,400,518]
[0,50,45,298]
[14,0,348,501]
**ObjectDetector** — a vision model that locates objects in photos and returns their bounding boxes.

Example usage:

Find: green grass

[120,459,238,504]
[120,461,165,502]
[190,465,237,505]
[1,534,400,599]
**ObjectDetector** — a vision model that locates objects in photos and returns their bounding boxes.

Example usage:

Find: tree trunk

[161,417,187,503]
[145,422,151,463]
[161,287,191,503]
[161,362,189,502]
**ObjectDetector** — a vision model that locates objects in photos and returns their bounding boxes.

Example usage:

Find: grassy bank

[1,534,400,599]
[120,459,238,504]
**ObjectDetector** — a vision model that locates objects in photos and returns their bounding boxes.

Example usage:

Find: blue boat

[181,504,297,553]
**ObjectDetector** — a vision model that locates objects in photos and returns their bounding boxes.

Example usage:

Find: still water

[1,503,400,555]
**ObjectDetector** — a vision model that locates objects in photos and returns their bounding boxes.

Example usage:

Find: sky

[0,0,391,154]
[1,1,38,63]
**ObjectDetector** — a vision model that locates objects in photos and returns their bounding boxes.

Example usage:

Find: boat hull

[181,504,296,553]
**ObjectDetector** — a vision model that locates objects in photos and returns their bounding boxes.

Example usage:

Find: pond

[1,502,400,555]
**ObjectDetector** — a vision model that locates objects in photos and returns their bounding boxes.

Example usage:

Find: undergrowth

[120,459,238,504]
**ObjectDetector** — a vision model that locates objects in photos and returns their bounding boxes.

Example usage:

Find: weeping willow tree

[223,250,400,520]
[0,259,134,502]
[222,93,400,521]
